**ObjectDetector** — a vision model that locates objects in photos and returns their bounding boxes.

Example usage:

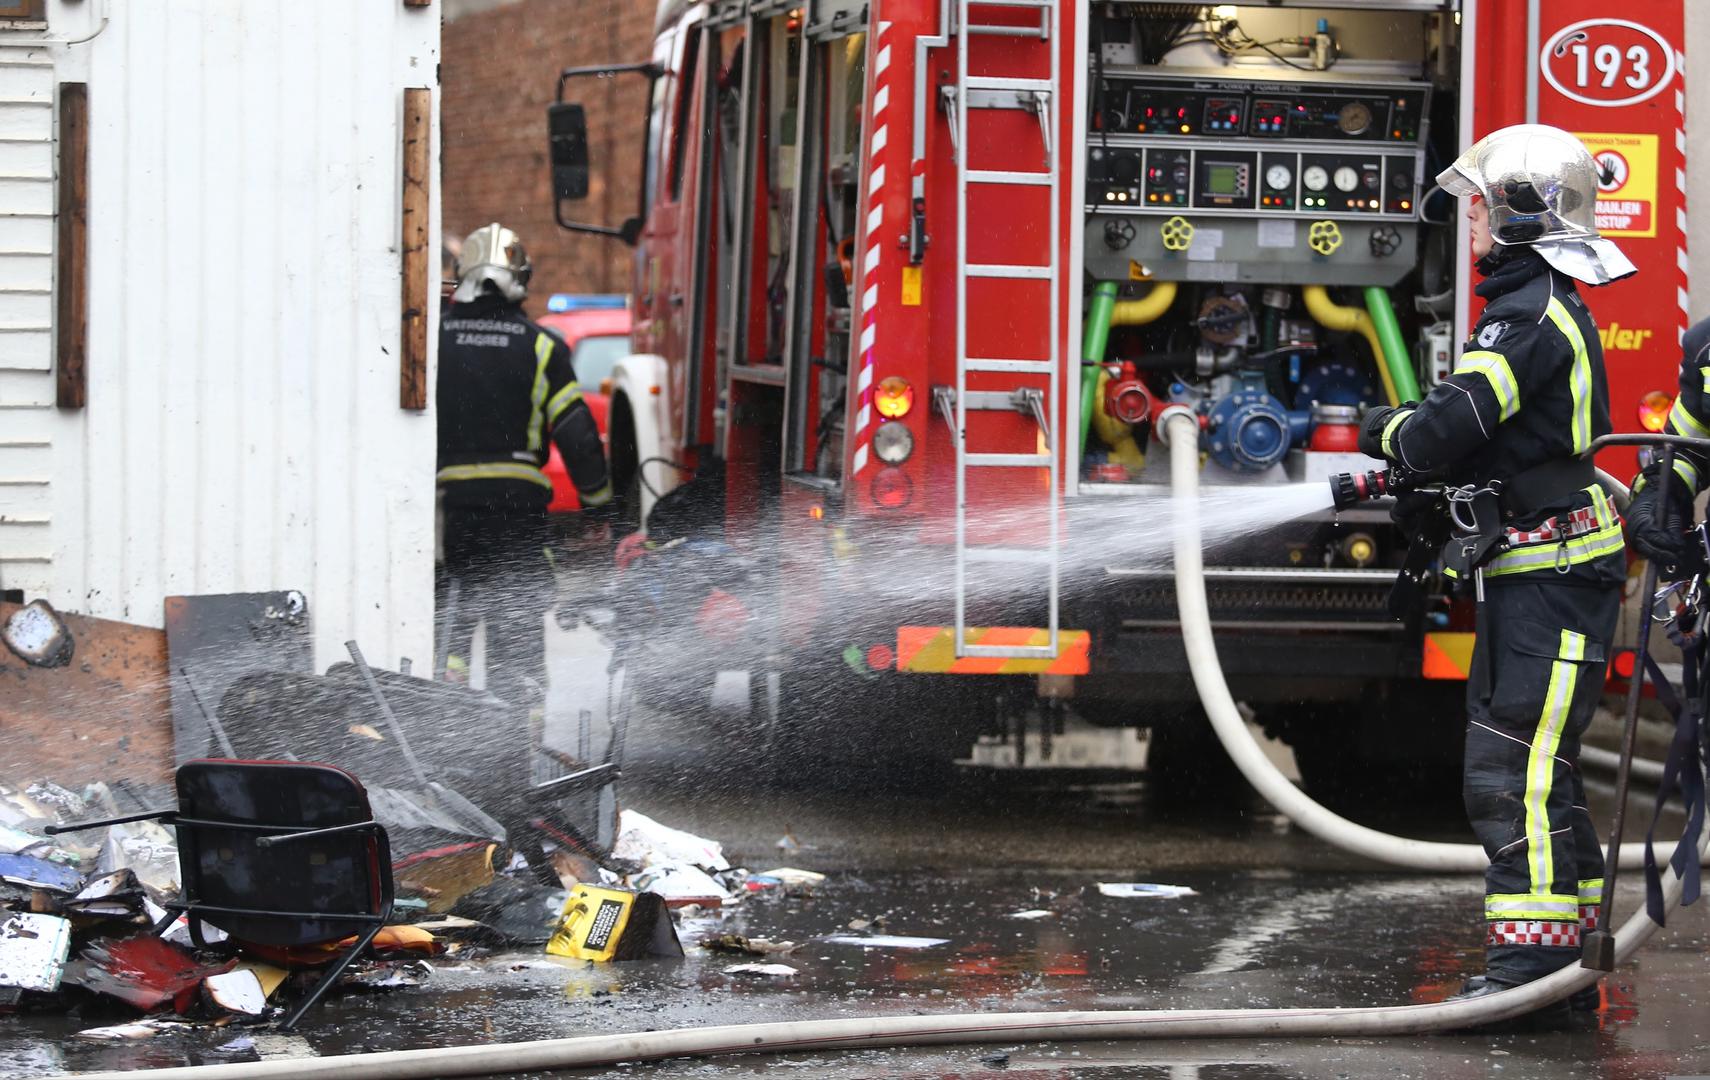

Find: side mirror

[548,103,590,201]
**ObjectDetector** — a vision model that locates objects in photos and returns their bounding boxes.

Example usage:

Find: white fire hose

[1160,409,1701,871]
[55,415,1706,1079]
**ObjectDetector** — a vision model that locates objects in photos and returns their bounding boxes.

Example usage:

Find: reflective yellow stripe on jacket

[546,382,585,428]
[1542,297,1593,454]
[436,462,553,489]
[1456,350,1521,421]
[526,332,553,453]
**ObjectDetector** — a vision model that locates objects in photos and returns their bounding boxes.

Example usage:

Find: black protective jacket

[1359,251,1623,583]
[436,294,611,513]
[1647,316,1710,494]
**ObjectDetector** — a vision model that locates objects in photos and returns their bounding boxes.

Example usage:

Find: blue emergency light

[547,294,628,313]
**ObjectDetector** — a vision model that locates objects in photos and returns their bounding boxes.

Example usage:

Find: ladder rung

[966,452,1051,467]
[967,263,1051,280]
[959,643,1059,660]
[965,358,1053,374]
[963,76,1053,95]
[965,546,1053,565]
[967,0,1052,7]
[966,169,1051,186]
[967,24,1048,37]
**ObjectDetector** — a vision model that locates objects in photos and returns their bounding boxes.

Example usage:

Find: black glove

[1626,461,1698,571]
[1389,487,1442,541]
[1358,402,1418,462]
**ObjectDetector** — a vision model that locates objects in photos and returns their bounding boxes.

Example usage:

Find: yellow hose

[1110,281,1177,326]
[1091,367,1147,473]
[1301,285,1400,407]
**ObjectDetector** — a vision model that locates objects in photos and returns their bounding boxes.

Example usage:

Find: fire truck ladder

[948,0,1060,661]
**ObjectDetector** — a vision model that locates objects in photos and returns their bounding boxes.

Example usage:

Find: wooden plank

[55,81,87,410]
[0,600,174,787]
[400,87,430,411]
[402,0,431,7]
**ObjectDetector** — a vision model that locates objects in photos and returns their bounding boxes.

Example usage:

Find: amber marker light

[1639,390,1673,433]
[874,376,914,419]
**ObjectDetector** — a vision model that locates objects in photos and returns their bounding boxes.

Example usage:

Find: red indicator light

[1613,649,1636,679]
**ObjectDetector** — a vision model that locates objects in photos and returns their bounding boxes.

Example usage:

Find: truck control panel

[1084,69,1432,287]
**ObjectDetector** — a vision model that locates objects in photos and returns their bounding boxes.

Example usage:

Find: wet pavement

[4,697,1708,1079]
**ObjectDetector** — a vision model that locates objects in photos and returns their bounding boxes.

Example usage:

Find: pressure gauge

[1337,101,1373,136]
[1264,163,1292,190]
[1302,165,1329,191]
[1333,166,1359,192]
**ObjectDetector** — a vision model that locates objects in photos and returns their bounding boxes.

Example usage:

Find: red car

[535,294,630,512]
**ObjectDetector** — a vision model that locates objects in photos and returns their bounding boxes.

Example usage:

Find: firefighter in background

[1626,316,1710,572]
[437,223,612,709]
[1356,125,1635,1019]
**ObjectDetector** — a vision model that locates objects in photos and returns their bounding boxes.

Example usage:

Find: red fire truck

[547,0,1687,792]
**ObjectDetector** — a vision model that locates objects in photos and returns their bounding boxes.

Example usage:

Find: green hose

[1081,282,1118,459]
[1362,286,1420,404]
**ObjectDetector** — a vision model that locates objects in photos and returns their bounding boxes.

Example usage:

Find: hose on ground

[59,842,1706,1080]
[1581,743,1668,785]
[57,418,1705,1080]
[1162,412,1701,872]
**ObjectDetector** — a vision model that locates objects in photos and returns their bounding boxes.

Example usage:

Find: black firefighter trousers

[1464,575,1621,983]
[440,508,556,712]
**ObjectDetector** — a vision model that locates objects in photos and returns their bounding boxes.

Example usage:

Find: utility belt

[1440,480,1622,584]
[1504,504,1604,548]
[1390,457,1618,615]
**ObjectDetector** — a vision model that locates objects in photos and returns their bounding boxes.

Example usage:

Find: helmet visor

[1434,162,1481,198]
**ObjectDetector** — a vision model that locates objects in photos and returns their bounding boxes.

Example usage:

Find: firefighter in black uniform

[437,223,612,709]
[1627,316,1710,571]
[1356,125,1637,1018]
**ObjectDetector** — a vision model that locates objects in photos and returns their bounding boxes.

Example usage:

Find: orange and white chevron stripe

[896,626,1090,675]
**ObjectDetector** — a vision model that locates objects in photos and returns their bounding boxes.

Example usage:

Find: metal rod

[43,808,171,835]
[530,763,620,800]
[1587,446,1675,970]
[434,577,459,682]
[1586,433,1710,454]
[346,639,432,788]
[179,665,237,758]
[255,821,383,847]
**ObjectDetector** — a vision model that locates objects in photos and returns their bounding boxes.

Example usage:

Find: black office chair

[49,758,394,1029]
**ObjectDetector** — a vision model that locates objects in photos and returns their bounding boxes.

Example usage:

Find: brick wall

[441,0,656,299]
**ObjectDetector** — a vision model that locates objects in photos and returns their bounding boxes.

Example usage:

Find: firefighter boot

[1445,975,1574,1032]
[1567,981,1601,1013]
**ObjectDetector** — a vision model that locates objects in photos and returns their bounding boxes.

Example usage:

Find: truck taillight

[1639,390,1673,433]
[874,377,914,419]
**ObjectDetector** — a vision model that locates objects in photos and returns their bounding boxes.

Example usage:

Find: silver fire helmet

[1436,124,1635,286]
[452,223,532,303]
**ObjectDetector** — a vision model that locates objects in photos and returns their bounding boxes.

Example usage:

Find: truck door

[633,24,690,365]
[779,17,867,488]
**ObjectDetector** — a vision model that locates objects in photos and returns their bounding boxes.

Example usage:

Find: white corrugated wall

[2,1,440,670]
[0,42,54,600]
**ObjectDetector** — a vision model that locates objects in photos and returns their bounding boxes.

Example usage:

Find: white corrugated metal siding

[0,44,54,599]
[6,2,440,669]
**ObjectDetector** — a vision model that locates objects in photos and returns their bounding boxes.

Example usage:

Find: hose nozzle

[1329,466,1416,511]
